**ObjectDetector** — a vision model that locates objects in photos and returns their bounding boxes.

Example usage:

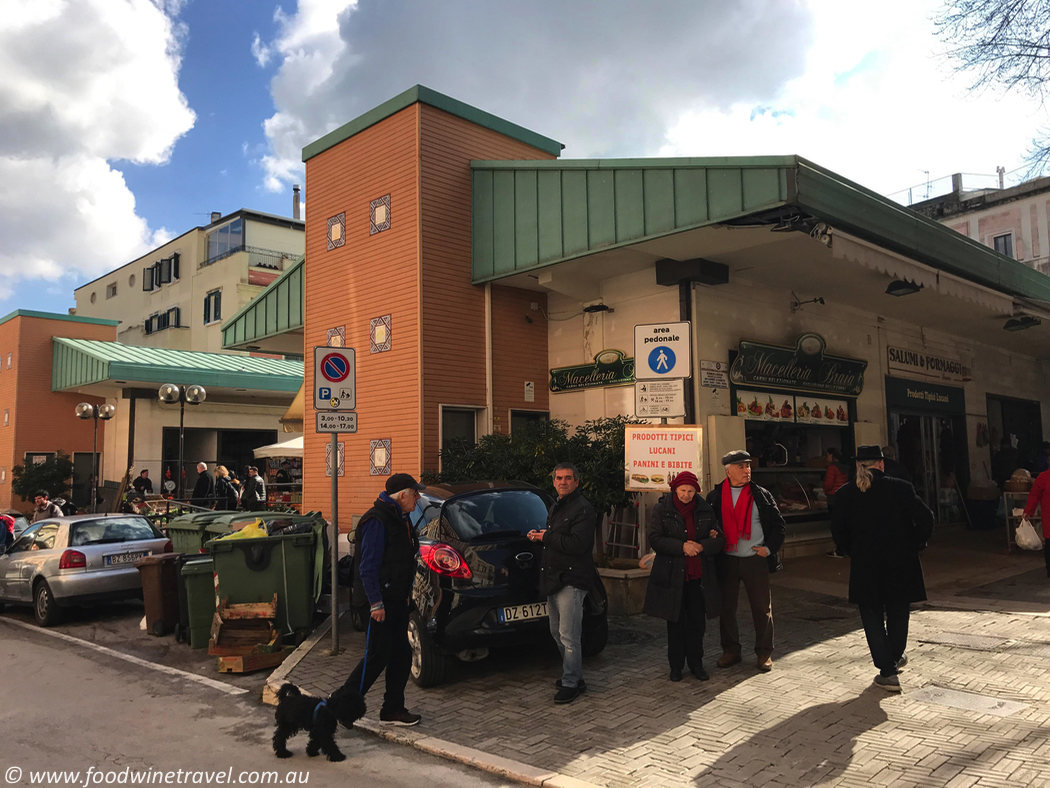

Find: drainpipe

[679,281,695,425]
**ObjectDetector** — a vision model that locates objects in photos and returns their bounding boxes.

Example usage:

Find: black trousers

[1045,542,1050,576]
[858,602,910,677]
[344,600,412,715]
[667,579,706,672]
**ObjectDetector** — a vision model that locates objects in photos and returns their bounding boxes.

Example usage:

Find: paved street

[0,619,514,787]
[283,526,1050,787]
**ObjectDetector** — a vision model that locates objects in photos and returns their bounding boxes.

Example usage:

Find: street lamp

[75,402,116,514]
[157,384,207,500]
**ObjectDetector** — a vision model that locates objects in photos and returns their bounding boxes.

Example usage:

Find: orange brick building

[0,311,117,512]
[300,87,558,516]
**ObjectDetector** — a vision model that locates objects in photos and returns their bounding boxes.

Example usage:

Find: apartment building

[73,210,304,354]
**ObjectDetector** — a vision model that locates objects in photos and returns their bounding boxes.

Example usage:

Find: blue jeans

[548,585,586,688]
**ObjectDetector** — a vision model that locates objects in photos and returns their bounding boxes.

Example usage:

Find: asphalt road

[0,614,513,788]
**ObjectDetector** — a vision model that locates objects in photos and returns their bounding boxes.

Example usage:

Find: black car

[396,482,607,687]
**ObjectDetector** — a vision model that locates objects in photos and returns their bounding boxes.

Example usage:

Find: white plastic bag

[1015,518,1043,551]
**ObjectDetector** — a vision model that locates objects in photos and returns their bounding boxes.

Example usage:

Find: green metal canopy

[221,255,304,354]
[470,155,1050,302]
[52,338,303,393]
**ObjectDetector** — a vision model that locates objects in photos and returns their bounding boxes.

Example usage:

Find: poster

[794,397,850,426]
[734,390,794,422]
[624,425,703,492]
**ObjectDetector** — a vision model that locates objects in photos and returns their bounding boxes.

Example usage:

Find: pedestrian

[881,445,911,482]
[343,473,425,726]
[241,465,266,511]
[214,466,239,511]
[824,448,849,558]
[643,470,724,682]
[527,462,595,704]
[707,450,786,673]
[132,469,153,495]
[191,462,215,507]
[1021,463,1050,577]
[0,513,14,553]
[31,490,64,522]
[830,445,934,692]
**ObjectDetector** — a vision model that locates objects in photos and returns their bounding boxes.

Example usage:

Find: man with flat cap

[707,450,786,672]
[344,472,426,726]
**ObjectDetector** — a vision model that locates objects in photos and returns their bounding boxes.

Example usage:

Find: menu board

[734,390,794,422]
[794,397,849,426]
[624,425,703,492]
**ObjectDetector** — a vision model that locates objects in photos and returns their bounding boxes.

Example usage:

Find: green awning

[221,255,304,353]
[52,338,303,393]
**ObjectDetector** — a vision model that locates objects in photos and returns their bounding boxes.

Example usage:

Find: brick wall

[490,286,549,434]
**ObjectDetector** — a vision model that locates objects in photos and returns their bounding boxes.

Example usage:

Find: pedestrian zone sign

[634,322,691,380]
[314,346,356,411]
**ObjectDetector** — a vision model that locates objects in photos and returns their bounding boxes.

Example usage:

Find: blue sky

[1,0,1046,317]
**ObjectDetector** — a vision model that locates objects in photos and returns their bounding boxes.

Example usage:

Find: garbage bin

[137,553,181,636]
[207,529,321,639]
[165,513,236,554]
[180,556,216,649]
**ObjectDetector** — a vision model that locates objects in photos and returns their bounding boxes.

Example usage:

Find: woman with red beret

[643,471,725,681]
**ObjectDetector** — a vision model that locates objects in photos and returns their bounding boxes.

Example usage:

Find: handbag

[1015,518,1043,551]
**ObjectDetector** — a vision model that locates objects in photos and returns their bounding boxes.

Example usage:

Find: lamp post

[75,402,116,514]
[157,384,207,500]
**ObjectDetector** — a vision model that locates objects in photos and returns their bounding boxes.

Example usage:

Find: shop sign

[734,390,850,427]
[624,425,703,492]
[885,376,965,414]
[887,346,966,380]
[549,349,634,393]
[730,333,866,397]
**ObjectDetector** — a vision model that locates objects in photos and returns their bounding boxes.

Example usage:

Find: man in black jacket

[241,466,266,511]
[528,462,595,704]
[191,463,214,506]
[707,450,786,673]
[344,473,425,725]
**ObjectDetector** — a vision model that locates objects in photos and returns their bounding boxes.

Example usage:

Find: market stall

[253,437,303,511]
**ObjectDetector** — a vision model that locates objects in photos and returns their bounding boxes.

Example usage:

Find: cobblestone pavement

[286,531,1050,787]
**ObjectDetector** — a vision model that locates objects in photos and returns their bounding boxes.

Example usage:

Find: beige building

[74,210,304,355]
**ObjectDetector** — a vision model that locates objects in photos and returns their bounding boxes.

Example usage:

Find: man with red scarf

[707,450,786,672]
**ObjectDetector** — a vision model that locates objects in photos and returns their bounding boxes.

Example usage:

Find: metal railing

[198,244,297,271]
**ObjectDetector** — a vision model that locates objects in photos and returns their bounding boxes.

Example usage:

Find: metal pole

[91,410,98,514]
[178,395,185,500]
[330,431,339,654]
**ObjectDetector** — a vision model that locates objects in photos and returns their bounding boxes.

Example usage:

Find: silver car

[0,514,171,626]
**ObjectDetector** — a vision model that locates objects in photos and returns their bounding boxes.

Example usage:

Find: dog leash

[359,616,372,695]
[312,699,327,725]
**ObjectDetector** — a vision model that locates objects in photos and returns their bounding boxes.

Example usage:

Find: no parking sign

[314,346,356,410]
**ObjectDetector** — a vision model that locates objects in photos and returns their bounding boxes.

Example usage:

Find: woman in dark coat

[830,445,934,693]
[643,471,725,682]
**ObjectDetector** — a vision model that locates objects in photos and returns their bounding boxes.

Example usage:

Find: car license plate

[497,602,548,623]
[105,551,146,567]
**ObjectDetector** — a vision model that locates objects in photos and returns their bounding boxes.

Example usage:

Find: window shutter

[142,267,153,291]
[213,291,221,321]
[157,257,172,284]
[171,252,180,280]
[144,316,153,334]
[168,306,180,327]
[203,295,210,324]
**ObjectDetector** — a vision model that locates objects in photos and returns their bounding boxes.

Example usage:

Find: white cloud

[0,0,194,298]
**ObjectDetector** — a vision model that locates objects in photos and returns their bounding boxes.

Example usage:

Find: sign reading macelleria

[729,333,867,397]
[549,349,635,393]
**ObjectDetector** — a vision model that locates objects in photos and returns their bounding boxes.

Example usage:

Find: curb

[264,614,601,788]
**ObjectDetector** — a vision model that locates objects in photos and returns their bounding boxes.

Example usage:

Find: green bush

[12,452,74,503]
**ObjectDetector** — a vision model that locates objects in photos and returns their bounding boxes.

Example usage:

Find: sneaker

[716,653,741,668]
[669,668,683,682]
[896,652,908,670]
[825,548,846,558]
[554,678,586,691]
[554,685,583,704]
[873,674,901,692]
[691,666,710,682]
[379,709,422,726]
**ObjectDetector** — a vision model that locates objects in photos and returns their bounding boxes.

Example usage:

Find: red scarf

[672,495,702,581]
[721,482,753,550]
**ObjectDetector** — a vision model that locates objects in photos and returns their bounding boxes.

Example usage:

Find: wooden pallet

[216,647,295,674]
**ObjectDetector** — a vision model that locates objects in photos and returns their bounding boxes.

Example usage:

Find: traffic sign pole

[330,431,339,655]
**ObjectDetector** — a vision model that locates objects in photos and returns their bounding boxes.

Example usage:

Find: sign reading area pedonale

[549,349,635,393]
[730,333,867,397]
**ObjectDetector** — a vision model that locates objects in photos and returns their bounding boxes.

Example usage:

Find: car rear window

[71,517,159,546]
[444,490,550,541]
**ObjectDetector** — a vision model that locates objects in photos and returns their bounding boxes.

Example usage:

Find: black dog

[272,683,366,761]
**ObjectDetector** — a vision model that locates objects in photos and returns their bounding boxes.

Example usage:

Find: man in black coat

[191,463,214,506]
[831,445,934,692]
[707,450,786,673]
[241,466,266,511]
[527,462,595,704]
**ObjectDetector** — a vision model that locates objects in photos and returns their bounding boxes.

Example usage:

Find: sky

[1,0,1046,316]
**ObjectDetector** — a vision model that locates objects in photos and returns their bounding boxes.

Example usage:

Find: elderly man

[707,450,786,672]
[344,473,425,726]
[191,462,215,506]
[528,462,595,704]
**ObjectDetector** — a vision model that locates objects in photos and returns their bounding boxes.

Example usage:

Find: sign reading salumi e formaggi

[729,333,867,397]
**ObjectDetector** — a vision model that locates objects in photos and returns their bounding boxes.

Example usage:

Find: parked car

[4,511,31,541]
[401,482,607,687]
[0,514,172,626]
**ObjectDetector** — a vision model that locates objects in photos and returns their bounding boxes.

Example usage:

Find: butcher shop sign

[730,333,867,397]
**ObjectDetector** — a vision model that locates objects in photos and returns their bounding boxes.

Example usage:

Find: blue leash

[359,615,372,695]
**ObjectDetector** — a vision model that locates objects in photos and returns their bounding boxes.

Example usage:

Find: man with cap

[344,472,425,725]
[707,450,786,672]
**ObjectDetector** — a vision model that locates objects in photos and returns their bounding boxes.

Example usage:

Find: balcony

[199,244,298,271]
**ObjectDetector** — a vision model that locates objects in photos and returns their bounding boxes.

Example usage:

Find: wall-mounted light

[886,279,923,297]
[790,291,825,313]
[1003,315,1041,332]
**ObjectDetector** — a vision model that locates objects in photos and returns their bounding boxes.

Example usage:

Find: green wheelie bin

[180,556,216,649]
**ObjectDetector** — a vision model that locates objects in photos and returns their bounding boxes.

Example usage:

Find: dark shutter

[213,291,221,320]
[171,252,180,280]
[168,306,180,328]
[157,257,172,284]
[142,267,154,291]
[203,295,210,324]
[144,316,153,334]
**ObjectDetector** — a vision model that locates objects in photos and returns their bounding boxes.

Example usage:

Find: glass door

[890,412,966,524]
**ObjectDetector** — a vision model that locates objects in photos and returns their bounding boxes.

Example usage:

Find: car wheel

[33,580,61,627]
[349,605,367,633]
[407,611,447,688]
[582,615,608,657]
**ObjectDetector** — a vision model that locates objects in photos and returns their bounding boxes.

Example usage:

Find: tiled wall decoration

[369,315,391,353]
[369,195,391,235]
[325,441,345,477]
[327,213,346,250]
[326,326,346,347]
[369,439,392,475]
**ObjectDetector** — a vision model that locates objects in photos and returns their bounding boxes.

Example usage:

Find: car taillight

[59,550,86,569]
[419,543,472,579]
[163,540,173,553]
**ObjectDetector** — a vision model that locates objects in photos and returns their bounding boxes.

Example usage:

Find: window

[444,490,550,541]
[3,410,7,426]
[207,218,243,261]
[204,290,222,324]
[146,307,181,334]
[71,516,159,546]
[441,407,478,448]
[106,283,117,299]
[25,452,55,466]
[144,254,179,291]
[1,467,6,484]
[511,410,549,433]
[6,353,10,369]
[129,273,136,288]
[993,233,1014,258]
[143,266,154,291]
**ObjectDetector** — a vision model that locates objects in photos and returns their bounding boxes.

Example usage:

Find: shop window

[993,233,1014,258]
[441,407,479,448]
[106,283,117,299]
[511,410,549,433]
[204,290,222,324]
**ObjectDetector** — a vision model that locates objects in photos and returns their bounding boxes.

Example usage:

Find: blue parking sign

[319,387,331,400]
